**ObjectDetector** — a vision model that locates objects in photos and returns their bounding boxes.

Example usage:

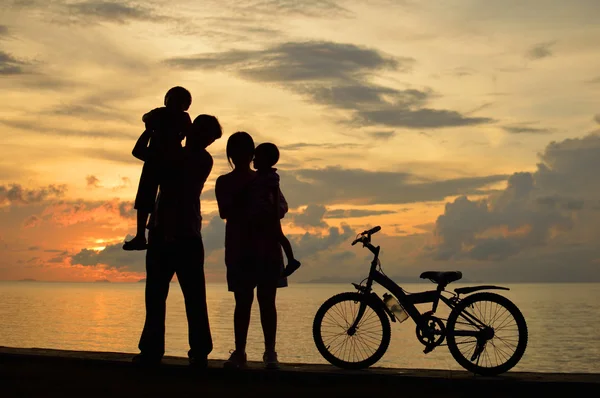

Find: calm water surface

[1,282,599,373]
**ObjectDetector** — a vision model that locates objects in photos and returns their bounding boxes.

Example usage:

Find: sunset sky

[1,0,599,283]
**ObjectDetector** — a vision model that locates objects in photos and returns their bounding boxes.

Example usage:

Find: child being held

[252,143,301,277]
[123,86,192,251]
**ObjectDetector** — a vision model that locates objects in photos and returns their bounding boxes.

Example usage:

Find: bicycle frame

[349,240,485,337]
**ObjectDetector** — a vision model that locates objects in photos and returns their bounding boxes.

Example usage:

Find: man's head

[164,86,192,111]
[188,114,223,149]
[253,142,279,171]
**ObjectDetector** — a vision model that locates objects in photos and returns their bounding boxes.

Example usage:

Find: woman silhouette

[215,131,288,370]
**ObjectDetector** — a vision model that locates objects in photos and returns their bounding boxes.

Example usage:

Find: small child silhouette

[252,143,301,277]
[123,86,192,251]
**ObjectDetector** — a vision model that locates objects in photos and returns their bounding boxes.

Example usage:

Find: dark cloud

[368,131,395,140]
[275,166,507,207]
[595,114,600,124]
[289,223,355,259]
[235,0,349,17]
[526,41,556,60]
[0,25,9,37]
[292,204,328,228]
[0,184,67,206]
[325,208,398,218]
[166,41,493,129]
[355,108,492,128]
[503,124,554,134]
[432,133,600,261]
[0,50,26,75]
[86,175,101,188]
[65,1,161,25]
[71,241,145,272]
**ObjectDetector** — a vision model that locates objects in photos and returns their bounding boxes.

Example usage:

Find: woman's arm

[215,176,233,220]
[132,129,152,161]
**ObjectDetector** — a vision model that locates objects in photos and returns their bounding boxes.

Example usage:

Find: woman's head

[226,131,255,169]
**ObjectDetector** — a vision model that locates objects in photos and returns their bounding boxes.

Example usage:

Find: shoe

[224,350,247,369]
[189,356,208,369]
[132,353,161,366]
[123,236,148,251]
[263,351,280,370]
[282,259,301,277]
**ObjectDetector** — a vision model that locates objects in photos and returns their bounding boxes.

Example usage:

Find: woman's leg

[257,283,277,353]
[233,289,254,354]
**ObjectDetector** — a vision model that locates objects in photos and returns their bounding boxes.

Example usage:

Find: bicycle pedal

[423,345,435,354]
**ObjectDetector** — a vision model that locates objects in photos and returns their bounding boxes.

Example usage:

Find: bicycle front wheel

[313,292,391,370]
[446,292,528,376]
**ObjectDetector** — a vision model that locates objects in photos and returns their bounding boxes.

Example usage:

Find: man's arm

[132,129,152,161]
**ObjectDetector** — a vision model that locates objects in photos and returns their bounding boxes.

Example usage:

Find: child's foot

[223,350,247,369]
[122,235,147,251]
[283,259,301,277]
[263,351,280,370]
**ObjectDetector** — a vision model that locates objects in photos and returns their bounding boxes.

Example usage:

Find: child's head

[189,114,223,149]
[164,86,192,111]
[253,142,279,171]
[226,132,255,169]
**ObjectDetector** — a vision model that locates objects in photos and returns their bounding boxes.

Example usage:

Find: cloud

[0,50,27,75]
[86,175,101,188]
[595,114,600,124]
[71,240,145,272]
[0,184,67,206]
[66,1,160,24]
[526,41,556,60]
[325,208,398,218]
[289,223,355,259]
[0,25,9,37]
[166,41,494,129]
[25,198,135,228]
[431,133,600,261]
[235,0,349,18]
[292,204,328,228]
[275,166,507,207]
[502,124,554,134]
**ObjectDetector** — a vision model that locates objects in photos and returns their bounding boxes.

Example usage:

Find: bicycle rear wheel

[313,292,391,370]
[446,292,528,376]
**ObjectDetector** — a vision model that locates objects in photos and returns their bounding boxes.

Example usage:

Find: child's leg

[277,222,301,277]
[124,162,158,250]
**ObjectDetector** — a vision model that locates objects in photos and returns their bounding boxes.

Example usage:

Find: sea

[1,281,599,373]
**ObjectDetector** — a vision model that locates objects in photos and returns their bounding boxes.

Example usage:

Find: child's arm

[132,129,152,161]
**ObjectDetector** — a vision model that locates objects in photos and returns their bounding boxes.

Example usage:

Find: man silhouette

[133,115,222,367]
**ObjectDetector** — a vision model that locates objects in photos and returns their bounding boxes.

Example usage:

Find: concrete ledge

[2,346,599,397]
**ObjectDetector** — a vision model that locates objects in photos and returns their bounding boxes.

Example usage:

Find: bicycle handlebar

[361,226,381,236]
[351,226,382,246]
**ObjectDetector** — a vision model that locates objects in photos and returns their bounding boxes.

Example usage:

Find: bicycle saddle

[420,271,462,285]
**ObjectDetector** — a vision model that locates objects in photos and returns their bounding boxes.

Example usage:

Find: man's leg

[175,237,213,362]
[137,237,174,360]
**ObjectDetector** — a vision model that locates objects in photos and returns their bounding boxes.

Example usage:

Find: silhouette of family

[124,86,301,369]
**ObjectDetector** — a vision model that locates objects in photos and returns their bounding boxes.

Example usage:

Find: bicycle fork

[347,299,369,336]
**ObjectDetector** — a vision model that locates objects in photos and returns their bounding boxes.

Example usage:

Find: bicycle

[312,226,528,376]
